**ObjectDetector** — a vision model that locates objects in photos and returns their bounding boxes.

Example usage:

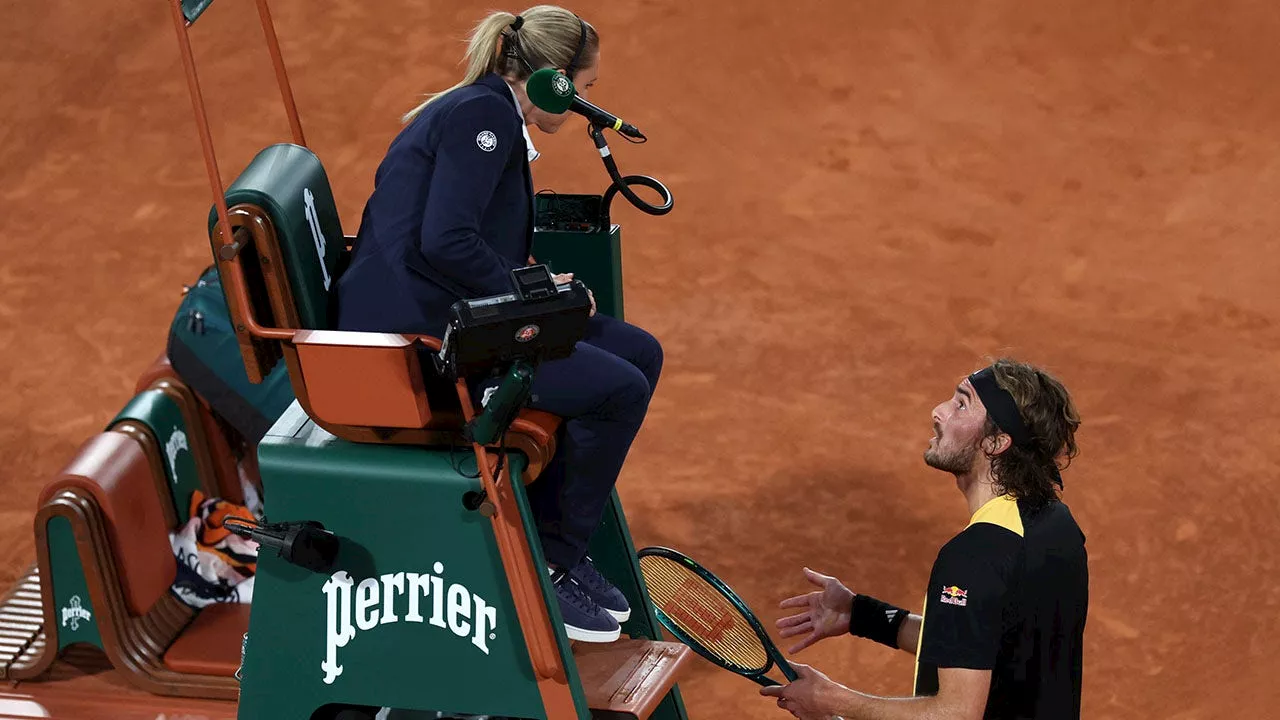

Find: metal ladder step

[572,638,691,720]
[0,564,47,680]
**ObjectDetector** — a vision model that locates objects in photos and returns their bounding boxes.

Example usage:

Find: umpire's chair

[214,144,691,720]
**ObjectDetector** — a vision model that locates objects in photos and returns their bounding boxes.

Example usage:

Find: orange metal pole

[456,379,563,681]
[254,0,307,147]
[455,380,580,717]
[167,0,233,252]
[223,258,294,341]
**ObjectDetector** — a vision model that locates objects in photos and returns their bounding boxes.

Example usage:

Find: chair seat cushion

[162,601,251,676]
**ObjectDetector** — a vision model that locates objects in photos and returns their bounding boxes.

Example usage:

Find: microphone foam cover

[526,68,576,114]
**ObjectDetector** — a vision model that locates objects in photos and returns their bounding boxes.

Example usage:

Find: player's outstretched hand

[775,567,854,654]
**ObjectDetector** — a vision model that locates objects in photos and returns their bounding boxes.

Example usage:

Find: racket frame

[637,546,798,687]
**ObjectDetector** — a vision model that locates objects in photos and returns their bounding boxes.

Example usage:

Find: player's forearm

[896,614,922,654]
[824,685,959,720]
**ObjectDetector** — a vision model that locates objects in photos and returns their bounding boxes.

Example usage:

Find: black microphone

[525,68,645,140]
[225,518,339,574]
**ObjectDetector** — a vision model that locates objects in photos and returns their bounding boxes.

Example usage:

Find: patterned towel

[170,489,260,608]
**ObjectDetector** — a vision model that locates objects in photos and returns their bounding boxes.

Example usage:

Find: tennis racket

[636,546,798,687]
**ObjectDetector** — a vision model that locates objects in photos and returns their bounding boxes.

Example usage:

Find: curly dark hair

[982,358,1082,508]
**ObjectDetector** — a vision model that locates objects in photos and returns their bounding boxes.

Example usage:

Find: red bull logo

[940,585,968,606]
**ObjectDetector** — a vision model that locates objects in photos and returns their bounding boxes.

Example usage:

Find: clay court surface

[3,0,1280,717]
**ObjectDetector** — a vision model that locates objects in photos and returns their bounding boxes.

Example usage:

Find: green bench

[12,375,249,698]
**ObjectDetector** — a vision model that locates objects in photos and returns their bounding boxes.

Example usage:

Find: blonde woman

[336,7,662,644]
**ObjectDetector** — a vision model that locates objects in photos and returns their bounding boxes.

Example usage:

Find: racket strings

[639,555,769,671]
[643,564,762,665]
[642,563,765,667]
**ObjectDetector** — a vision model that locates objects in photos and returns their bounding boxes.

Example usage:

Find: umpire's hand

[551,272,596,317]
[775,568,854,653]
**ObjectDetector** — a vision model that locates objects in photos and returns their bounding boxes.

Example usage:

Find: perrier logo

[61,595,92,631]
[321,564,498,685]
[164,428,189,484]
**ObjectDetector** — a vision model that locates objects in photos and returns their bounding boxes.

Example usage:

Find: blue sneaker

[568,556,631,623]
[551,568,620,643]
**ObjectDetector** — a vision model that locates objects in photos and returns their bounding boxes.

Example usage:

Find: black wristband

[849,594,910,649]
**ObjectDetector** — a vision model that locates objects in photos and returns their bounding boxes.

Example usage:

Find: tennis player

[763,358,1088,719]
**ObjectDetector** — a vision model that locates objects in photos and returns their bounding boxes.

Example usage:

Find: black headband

[969,365,1065,490]
[968,367,1031,448]
[564,17,589,77]
[504,15,589,77]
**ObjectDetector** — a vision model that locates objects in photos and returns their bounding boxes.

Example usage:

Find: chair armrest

[292,330,437,429]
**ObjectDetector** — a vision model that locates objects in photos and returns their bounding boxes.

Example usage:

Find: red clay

[3,1,1280,718]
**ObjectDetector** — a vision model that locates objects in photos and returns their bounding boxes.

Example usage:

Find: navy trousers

[514,313,662,569]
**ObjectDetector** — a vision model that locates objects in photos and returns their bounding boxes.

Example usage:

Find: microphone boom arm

[589,123,674,219]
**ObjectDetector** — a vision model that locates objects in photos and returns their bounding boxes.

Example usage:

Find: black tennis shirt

[913,495,1089,719]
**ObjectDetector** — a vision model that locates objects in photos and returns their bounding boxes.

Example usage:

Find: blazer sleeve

[419,92,523,297]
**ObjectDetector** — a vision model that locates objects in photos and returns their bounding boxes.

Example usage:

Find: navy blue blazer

[335,73,533,337]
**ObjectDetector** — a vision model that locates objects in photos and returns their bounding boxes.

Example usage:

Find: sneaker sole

[564,623,621,643]
[605,607,631,622]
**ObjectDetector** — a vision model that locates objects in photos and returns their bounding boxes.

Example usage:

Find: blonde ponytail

[402,6,599,124]
[402,11,516,123]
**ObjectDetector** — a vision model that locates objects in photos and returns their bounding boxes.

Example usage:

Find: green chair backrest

[110,389,206,525]
[208,143,345,331]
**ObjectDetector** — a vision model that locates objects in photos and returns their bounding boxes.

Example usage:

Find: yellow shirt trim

[912,592,926,693]
[966,494,1024,537]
